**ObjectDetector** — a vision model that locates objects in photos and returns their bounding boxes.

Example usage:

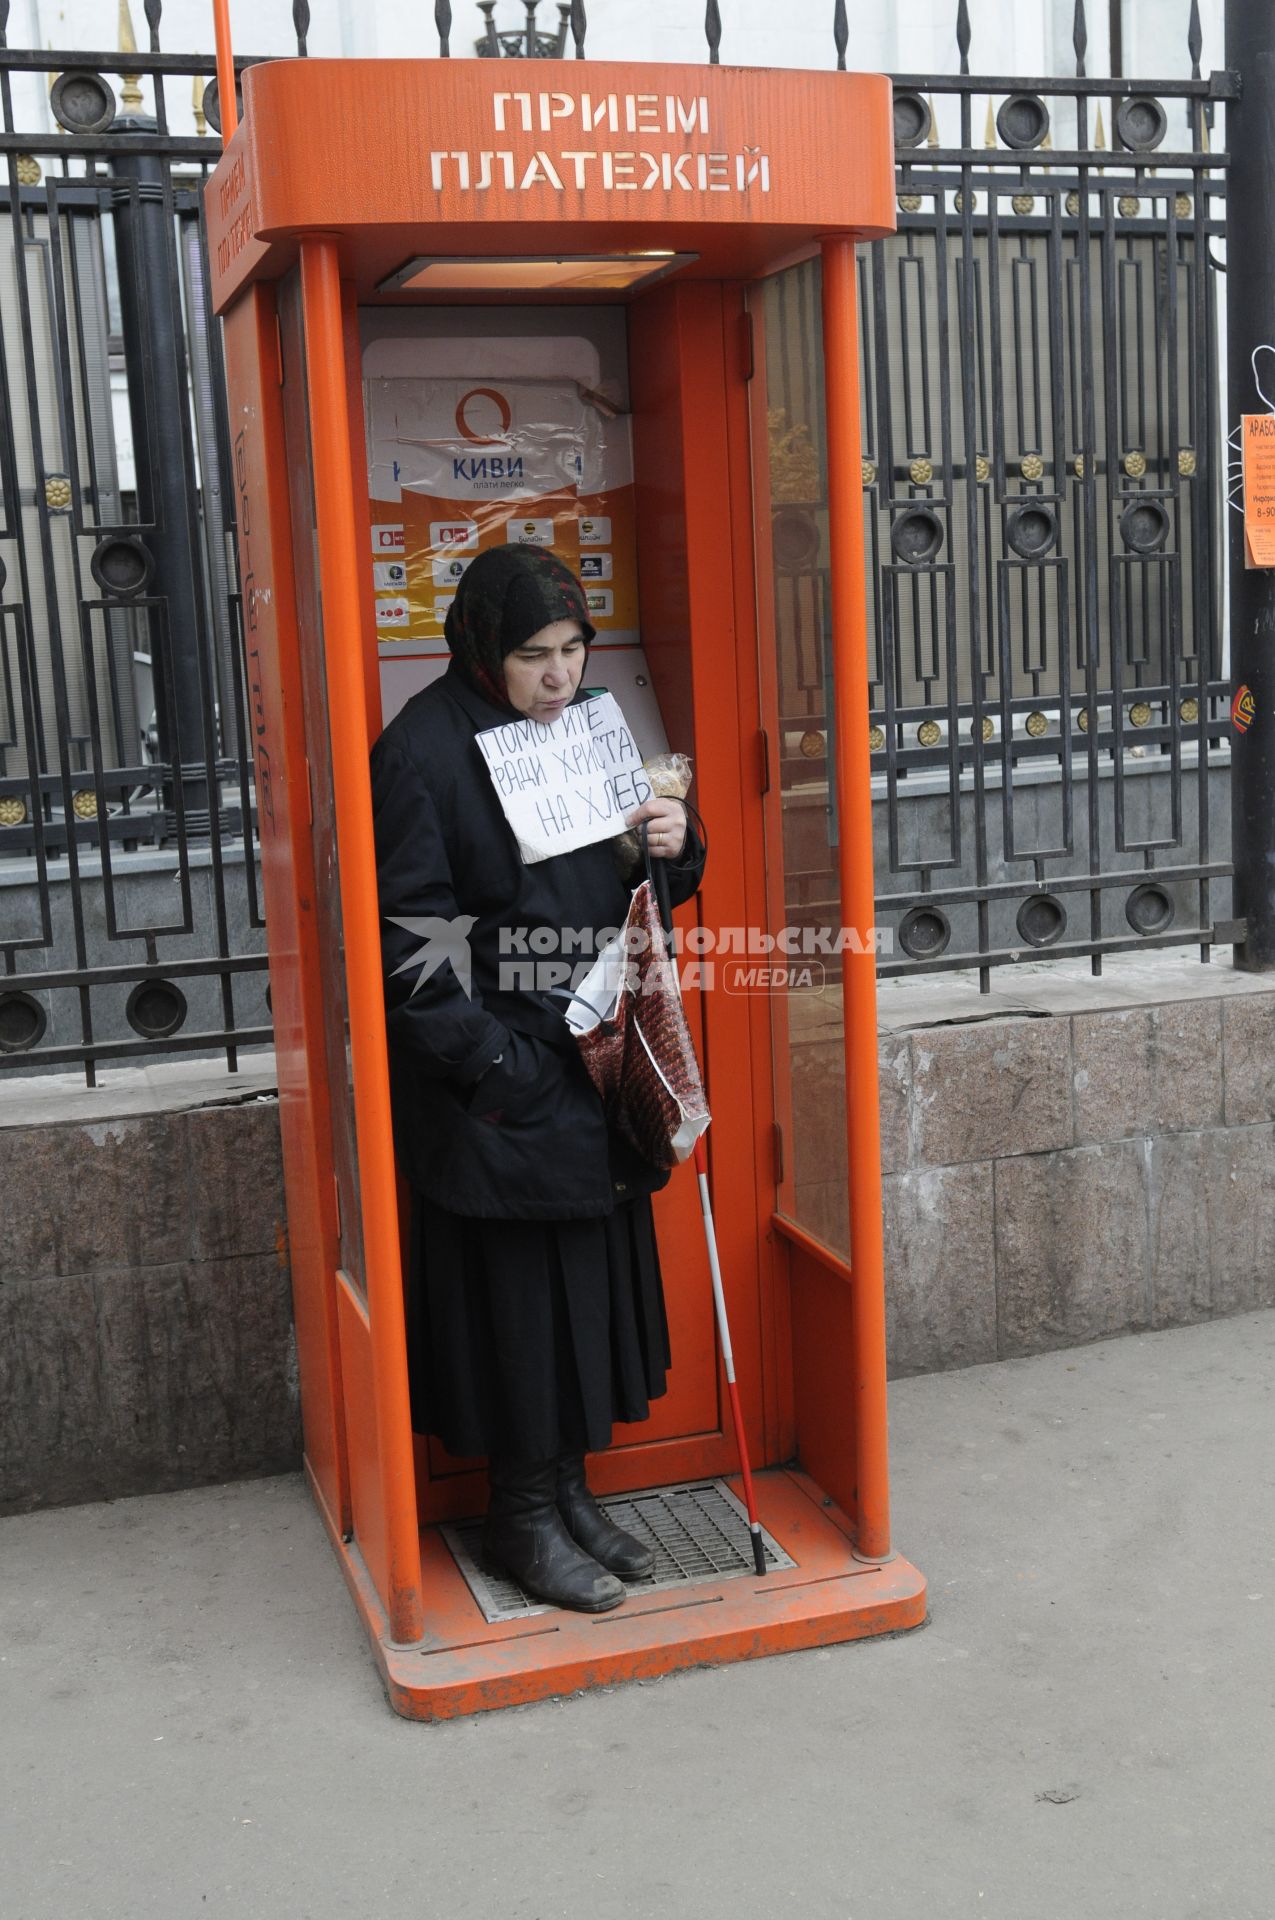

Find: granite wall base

[7,978,1272,1510]
[0,1095,299,1514]
[790,987,1275,1379]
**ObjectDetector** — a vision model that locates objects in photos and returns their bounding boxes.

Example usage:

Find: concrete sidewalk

[4,1312,1275,1920]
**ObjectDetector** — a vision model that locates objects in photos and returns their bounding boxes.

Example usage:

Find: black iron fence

[0,11,273,1082]
[763,1,1233,986]
[0,1,1233,1084]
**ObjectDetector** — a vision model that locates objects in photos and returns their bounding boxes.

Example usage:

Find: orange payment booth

[207,46,926,1717]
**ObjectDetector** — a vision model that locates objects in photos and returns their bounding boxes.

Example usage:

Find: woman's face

[502,618,587,722]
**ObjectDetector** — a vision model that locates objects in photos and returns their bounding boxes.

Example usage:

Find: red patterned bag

[563,872,710,1171]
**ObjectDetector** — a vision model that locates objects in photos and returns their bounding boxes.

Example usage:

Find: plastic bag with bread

[615,752,693,869]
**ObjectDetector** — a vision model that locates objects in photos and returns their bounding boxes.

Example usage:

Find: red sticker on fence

[1243,415,1275,569]
[1232,684,1257,734]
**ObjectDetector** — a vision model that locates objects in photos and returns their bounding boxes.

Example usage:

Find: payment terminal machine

[208,52,925,1718]
[364,311,669,757]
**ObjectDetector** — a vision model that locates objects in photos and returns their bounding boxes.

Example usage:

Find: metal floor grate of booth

[441,1478,798,1624]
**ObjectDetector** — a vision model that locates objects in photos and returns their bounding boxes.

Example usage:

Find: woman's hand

[625,796,688,860]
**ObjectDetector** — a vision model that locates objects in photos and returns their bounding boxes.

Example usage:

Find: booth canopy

[206,58,896,311]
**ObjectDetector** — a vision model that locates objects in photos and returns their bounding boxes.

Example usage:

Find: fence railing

[0,14,272,1083]
[765,5,1232,985]
[0,1,1231,1084]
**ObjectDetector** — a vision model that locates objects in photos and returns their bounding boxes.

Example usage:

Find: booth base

[309,1465,927,1720]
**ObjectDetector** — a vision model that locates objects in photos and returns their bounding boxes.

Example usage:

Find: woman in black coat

[370,546,705,1614]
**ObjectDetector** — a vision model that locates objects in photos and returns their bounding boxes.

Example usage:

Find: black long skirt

[406,1193,671,1459]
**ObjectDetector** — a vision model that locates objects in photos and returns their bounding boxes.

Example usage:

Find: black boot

[556,1454,656,1580]
[482,1455,625,1613]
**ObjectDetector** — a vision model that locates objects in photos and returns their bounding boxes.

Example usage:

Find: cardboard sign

[475,690,653,864]
[1243,413,1275,569]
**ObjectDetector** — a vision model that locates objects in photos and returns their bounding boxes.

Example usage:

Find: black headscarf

[444,546,595,716]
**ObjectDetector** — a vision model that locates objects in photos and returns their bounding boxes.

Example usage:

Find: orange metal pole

[212,0,237,144]
[820,235,891,1560]
[299,236,424,1643]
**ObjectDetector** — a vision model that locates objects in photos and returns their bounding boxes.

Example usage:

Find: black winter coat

[370,665,706,1220]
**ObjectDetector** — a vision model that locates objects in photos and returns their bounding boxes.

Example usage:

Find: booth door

[271,268,397,1573]
[750,257,855,1261]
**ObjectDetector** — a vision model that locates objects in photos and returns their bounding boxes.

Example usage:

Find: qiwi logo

[455,387,513,444]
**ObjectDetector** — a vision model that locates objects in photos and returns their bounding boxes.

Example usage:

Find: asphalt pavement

[4,1309,1274,1920]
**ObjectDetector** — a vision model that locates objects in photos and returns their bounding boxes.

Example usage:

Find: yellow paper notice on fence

[1243,413,1275,569]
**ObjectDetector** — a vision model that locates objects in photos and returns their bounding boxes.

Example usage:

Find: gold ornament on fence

[1129,701,1152,728]
[71,789,99,820]
[917,718,942,747]
[0,794,28,826]
[861,458,877,486]
[1020,453,1045,482]
[766,409,820,504]
[15,155,41,185]
[1178,448,1197,478]
[1025,710,1049,738]
[1123,450,1147,478]
[44,476,72,510]
[909,456,933,486]
[118,0,144,115]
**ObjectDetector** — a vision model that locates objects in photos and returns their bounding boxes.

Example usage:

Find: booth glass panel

[758,258,851,1259]
[278,271,367,1296]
